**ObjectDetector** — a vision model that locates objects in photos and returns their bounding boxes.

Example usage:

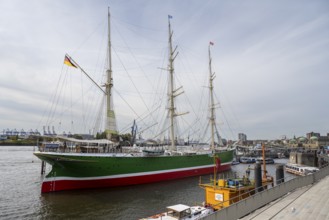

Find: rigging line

[45,66,63,125]
[90,22,107,91]
[218,81,244,133]
[176,46,205,92]
[93,94,105,135]
[87,42,107,80]
[149,49,168,136]
[219,107,236,139]
[172,0,213,43]
[39,64,66,129]
[151,124,172,140]
[82,83,99,129]
[48,66,69,126]
[70,66,74,133]
[173,70,199,119]
[118,104,162,134]
[150,48,167,109]
[48,66,67,125]
[199,71,210,121]
[112,88,149,128]
[112,23,159,124]
[72,19,106,56]
[112,15,166,32]
[79,70,87,132]
[47,82,101,126]
[79,77,103,133]
[154,99,168,139]
[214,92,236,139]
[66,54,106,95]
[111,46,158,126]
[179,116,202,137]
[115,20,165,44]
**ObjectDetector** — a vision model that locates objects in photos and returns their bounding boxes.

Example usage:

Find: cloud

[0,0,328,140]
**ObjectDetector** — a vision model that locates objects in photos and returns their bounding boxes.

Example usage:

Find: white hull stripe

[43,162,231,182]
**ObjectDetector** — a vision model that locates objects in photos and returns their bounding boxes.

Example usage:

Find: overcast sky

[1,0,328,140]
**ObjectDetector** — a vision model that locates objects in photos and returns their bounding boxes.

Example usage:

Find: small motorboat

[285,163,319,176]
[256,157,275,164]
[239,157,256,164]
[140,204,214,220]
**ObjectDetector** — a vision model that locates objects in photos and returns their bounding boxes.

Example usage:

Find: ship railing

[36,142,126,154]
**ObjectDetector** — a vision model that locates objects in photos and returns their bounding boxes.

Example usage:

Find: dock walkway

[240,175,329,220]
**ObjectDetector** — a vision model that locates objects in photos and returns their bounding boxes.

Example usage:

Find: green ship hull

[34,150,234,193]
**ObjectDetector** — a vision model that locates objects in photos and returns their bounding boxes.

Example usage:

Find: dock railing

[202,164,329,220]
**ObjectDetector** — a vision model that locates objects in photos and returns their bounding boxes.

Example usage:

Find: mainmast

[208,43,216,153]
[105,8,118,140]
[167,16,187,151]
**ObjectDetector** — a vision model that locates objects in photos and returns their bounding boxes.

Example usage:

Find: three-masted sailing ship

[34,10,233,193]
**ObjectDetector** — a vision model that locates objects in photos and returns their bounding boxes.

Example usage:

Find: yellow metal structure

[200,178,255,210]
[200,143,274,211]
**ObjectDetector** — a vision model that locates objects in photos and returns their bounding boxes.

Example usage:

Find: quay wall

[289,151,317,167]
[202,165,329,220]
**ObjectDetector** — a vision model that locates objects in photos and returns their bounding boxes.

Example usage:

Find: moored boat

[256,157,275,164]
[140,204,214,220]
[285,150,319,176]
[239,157,256,164]
[33,11,233,193]
[285,163,319,176]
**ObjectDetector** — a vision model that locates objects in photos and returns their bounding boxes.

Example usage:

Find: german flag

[64,55,77,68]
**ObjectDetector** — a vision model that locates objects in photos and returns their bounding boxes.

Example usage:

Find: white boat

[239,157,256,164]
[142,147,165,156]
[256,157,275,164]
[140,204,214,220]
[285,163,319,176]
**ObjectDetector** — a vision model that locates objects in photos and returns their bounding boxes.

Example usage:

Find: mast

[168,17,175,151]
[208,43,216,153]
[167,16,187,151]
[105,8,118,140]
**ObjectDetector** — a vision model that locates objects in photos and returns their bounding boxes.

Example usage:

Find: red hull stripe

[41,164,231,193]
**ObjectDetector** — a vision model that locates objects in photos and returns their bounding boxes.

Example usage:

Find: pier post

[254,163,263,192]
[276,164,284,185]
[41,161,46,175]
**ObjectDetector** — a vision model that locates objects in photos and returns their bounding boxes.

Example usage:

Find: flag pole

[65,54,106,95]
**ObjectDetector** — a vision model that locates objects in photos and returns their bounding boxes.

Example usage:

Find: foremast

[167,16,188,151]
[105,8,118,140]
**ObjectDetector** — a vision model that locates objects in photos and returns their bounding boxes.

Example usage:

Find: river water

[0,146,291,219]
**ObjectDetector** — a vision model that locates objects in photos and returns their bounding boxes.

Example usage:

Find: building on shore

[287,132,329,149]
[238,133,247,145]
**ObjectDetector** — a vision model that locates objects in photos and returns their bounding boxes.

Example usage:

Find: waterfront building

[307,132,320,139]
[287,132,329,149]
[238,133,247,144]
